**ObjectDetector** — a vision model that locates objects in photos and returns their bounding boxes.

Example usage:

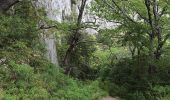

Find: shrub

[100,56,170,100]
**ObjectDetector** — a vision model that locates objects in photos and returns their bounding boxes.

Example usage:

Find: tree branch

[0,0,19,13]
[158,6,167,20]
[136,11,149,23]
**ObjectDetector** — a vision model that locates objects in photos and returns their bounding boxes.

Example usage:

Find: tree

[63,0,87,66]
[93,0,170,60]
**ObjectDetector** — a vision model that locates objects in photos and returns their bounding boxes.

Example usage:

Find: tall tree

[63,0,87,66]
[94,0,170,60]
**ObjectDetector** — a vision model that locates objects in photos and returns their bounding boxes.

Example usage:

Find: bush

[0,60,106,100]
[100,56,170,100]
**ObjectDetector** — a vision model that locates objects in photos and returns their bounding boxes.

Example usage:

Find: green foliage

[0,0,106,99]
[93,0,170,57]
[0,60,106,100]
[92,1,170,99]
[98,55,170,100]
[56,24,98,79]
[1,0,170,100]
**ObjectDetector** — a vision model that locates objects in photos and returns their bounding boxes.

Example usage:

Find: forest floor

[101,96,120,100]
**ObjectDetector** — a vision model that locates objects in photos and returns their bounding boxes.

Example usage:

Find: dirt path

[101,96,120,100]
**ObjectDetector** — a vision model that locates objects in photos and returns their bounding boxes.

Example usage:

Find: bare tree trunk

[144,0,158,74]
[152,0,162,60]
[144,0,155,59]
[63,0,87,66]
[146,0,169,60]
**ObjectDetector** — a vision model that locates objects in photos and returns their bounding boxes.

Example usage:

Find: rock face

[34,0,83,65]
[35,0,116,65]
[35,0,70,65]
[35,0,72,22]
[43,33,58,65]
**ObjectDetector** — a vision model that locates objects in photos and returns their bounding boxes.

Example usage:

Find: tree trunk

[63,0,87,66]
